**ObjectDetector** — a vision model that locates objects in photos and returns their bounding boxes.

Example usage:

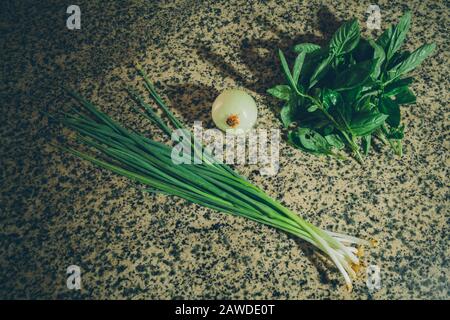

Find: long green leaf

[387,43,436,81]
[278,49,297,91]
[349,112,388,136]
[332,60,374,90]
[267,85,291,101]
[294,43,321,53]
[309,55,332,88]
[293,52,306,84]
[386,11,411,61]
[368,39,385,79]
[379,96,400,127]
[329,19,360,56]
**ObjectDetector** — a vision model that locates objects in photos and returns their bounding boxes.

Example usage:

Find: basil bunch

[268,12,435,162]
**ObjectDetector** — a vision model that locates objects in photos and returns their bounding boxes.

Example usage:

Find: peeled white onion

[211,89,257,134]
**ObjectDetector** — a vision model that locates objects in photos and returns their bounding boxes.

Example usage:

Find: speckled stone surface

[1,0,448,299]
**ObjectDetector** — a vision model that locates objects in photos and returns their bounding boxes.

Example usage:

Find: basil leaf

[384,84,416,105]
[384,85,407,97]
[280,103,294,128]
[368,39,385,79]
[293,52,306,84]
[342,86,363,104]
[309,55,332,88]
[307,105,318,112]
[321,88,340,110]
[295,128,333,154]
[300,47,329,84]
[329,19,360,56]
[352,39,373,62]
[323,89,352,126]
[280,92,301,128]
[384,77,414,94]
[294,43,321,53]
[325,134,345,150]
[355,95,371,112]
[379,96,400,127]
[386,11,412,60]
[278,49,297,90]
[386,51,410,70]
[350,112,388,136]
[297,111,329,130]
[394,87,416,104]
[287,129,303,149]
[387,43,436,81]
[267,85,291,101]
[376,26,393,50]
[287,129,320,155]
[376,12,411,62]
[333,59,374,90]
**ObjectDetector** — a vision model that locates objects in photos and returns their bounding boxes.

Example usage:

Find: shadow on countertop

[193,5,343,96]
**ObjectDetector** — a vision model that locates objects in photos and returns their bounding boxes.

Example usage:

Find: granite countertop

[1,0,448,299]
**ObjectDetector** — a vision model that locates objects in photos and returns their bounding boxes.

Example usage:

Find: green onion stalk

[55,66,370,290]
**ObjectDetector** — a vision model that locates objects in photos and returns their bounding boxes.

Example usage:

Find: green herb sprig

[54,66,370,290]
[268,12,435,162]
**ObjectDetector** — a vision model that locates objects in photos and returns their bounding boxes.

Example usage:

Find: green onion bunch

[56,66,369,290]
